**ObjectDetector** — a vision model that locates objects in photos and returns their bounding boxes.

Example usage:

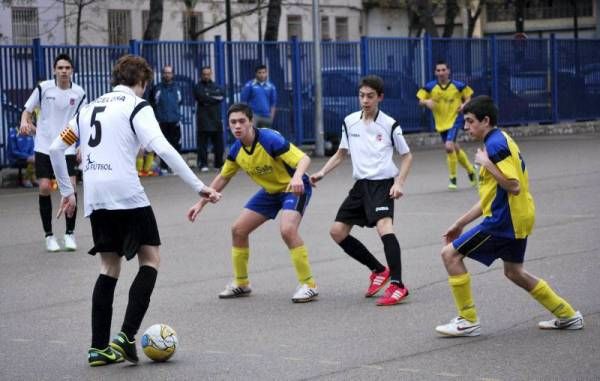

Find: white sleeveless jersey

[339,110,410,180]
[70,85,162,216]
[24,79,87,155]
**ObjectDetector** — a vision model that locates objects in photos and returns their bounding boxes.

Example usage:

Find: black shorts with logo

[335,178,395,228]
[88,206,161,260]
[35,151,77,179]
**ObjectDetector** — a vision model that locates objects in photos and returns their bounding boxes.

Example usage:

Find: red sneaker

[376,283,409,306]
[365,267,390,297]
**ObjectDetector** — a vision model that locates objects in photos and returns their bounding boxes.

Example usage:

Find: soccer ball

[141,323,178,362]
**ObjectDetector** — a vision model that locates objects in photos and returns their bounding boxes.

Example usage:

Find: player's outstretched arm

[287,154,310,196]
[443,201,483,244]
[309,148,347,186]
[390,152,413,199]
[188,174,230,222]
[49,130,77,218]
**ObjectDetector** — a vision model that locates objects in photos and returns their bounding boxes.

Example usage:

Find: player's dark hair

[462,95,498,126]
[228,103,253,121]
[359,75,384,96]
[255,64,267,73]
[111,54,153,88]
[201,66,212,72]
[54,53,73,68]
[435,60,449,69]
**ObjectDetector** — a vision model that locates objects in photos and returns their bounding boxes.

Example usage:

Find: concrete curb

[402,120,600,148]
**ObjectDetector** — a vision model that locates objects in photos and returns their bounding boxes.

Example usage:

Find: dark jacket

[194,80,225,132]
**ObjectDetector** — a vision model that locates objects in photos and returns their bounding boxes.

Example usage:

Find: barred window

[486,0,593,22]
[335,17,349,41]
[287,15,302,40]
[321,16,331,41]
[12,7,39,45]
[183,12,204,41]
[108,9,132,46]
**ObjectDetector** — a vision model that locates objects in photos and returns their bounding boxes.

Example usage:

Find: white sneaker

[218,282,252,299]
[435,316,481,337]
[291,284,318,303]
[45,235,60,252]
[63,234,77,251]
[200,166,209,173]
[538,310,584,330]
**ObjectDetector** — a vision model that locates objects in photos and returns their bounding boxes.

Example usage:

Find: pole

[312,0,324,157]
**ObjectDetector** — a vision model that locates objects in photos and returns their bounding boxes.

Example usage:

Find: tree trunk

[466,0,485,38]
[76,1,83,46]
[515,0,525,33]
[264,0,282,41]
[143,0,163,40]
[409,0,439,37]
[442,0,458,37]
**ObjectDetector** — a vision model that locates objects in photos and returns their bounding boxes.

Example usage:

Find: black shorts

[35,151,77,179]
[335,178,395,228]
[88,206,161,260]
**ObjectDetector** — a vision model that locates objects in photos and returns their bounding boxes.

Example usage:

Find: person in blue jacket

[240,64,277,128]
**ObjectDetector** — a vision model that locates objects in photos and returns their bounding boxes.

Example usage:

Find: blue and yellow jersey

[221,128,307,194]
[416,80,473,132]
[478,128,535,239]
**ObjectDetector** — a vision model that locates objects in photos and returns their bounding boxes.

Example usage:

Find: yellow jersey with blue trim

[221,128,307,194]
[478,128,535,239]
[416,80,473,132]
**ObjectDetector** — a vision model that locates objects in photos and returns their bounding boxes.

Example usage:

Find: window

[335,17,348,41]
[12,7,39,45]
[142,10,150,36]
[321,16,331,41]
[486,0,593,22]
[287,15,302,40]
[183,12,203,40]
[108,9,132,46]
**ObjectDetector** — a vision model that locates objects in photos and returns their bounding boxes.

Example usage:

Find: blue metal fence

[2,36,600,167]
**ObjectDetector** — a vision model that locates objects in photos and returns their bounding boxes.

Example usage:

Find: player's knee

[440,244,458,266]
[503,266,523,283]
[231,223,248,241]
[280,224,298,243]
[329,226,345,243]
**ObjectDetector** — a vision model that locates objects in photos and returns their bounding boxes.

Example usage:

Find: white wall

[1,0,66,44]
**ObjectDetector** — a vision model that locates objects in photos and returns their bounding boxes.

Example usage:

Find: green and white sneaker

[538,311,584,330]
[110,331,139,363]
[88,346,124,367]
[448,177,457,190]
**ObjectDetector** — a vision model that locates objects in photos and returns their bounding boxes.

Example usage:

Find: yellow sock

[449,273,478,322]
[143,152,155,172]
[457,149,475,174]
[231,247,250,286]
[530,279,576,319]
[136,156,143,172]
[290,245,315,287]
[446,151,458,179]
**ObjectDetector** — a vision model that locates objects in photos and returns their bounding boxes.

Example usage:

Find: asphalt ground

[1,133,599,380]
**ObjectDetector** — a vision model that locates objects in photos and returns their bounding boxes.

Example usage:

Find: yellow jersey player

[435,95,583,336]
[188,103,318,303]
[417,60,477,190]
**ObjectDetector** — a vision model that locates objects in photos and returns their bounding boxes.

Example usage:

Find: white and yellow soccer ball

[141,323,178,362]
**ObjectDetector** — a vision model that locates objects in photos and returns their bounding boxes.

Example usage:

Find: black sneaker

[88,346,124,367]
[448,177,457,190]
[110,331,139,363]
[468,172,477,187]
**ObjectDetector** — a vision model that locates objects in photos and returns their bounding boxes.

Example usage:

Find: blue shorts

[439,115,464,143]
[452,224,527,266]
[245,182,312,220]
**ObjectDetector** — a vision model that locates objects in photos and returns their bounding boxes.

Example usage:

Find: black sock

[338,235,385,272]
[381,233,404,288]
[39,195,52,236]
[121,266,158,340]
[65,193,77,234]
[91,274,118,349]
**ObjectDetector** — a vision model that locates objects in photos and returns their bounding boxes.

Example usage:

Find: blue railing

[1,35,600,167]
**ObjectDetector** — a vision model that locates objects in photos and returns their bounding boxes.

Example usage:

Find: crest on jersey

[376,134,383,142]
[70,98,75,105]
